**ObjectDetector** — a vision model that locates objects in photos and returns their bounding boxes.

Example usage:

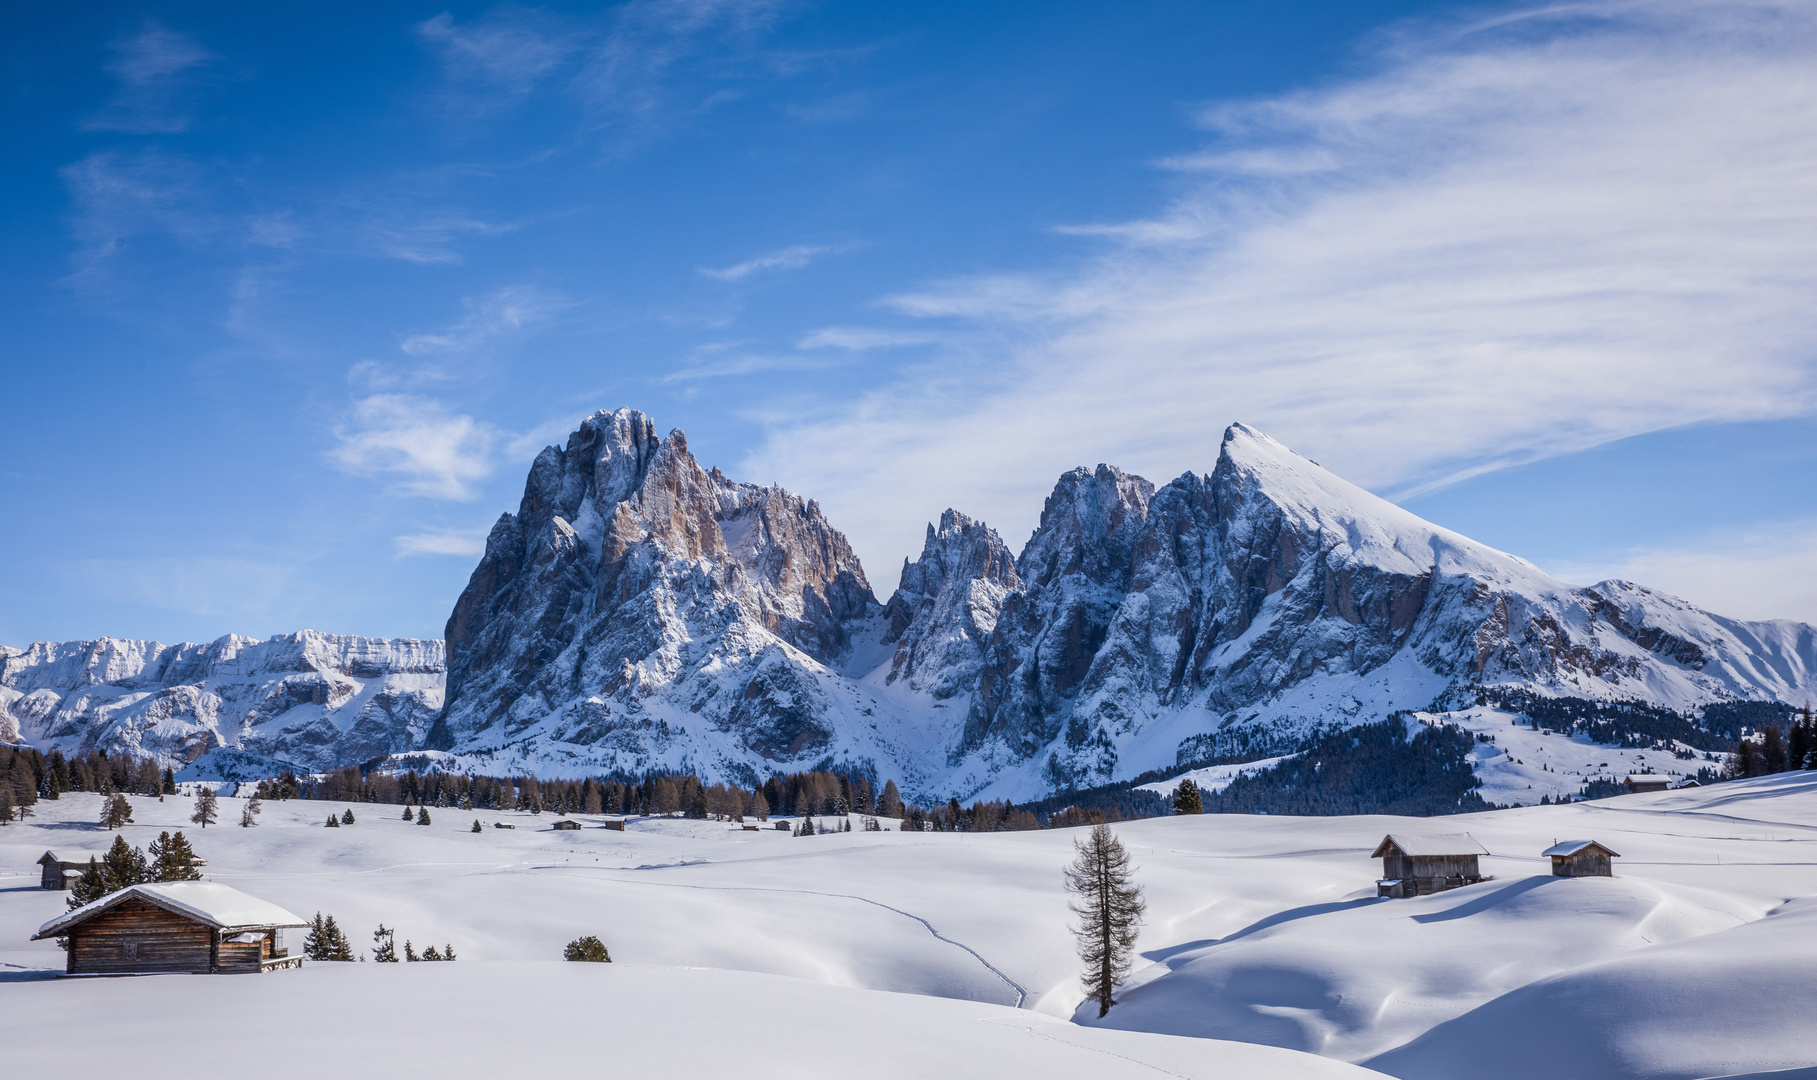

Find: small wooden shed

[552,819,581,831]
[1624,775,1671,794]
[38,851,89,891]
[32,881,307,975]
[1544,839,1619,877]
[599,820,625,831]
[1373,833,1489,898]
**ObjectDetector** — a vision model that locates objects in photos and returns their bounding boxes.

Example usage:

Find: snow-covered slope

[0,632,442,772]
[3,775,1815,1079]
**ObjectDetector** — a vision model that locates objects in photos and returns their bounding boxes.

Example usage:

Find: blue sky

[4,0,1816,647]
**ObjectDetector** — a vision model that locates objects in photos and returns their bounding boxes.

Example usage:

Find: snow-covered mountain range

[5,408,1814,798]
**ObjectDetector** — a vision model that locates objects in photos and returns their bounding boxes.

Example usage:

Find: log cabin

[32,881,307,975]
[552,819,581,831]
[1544,839,1619,877]
[1624,775,1671,794]
[38,851,89,891]
[1373,833,1489,897]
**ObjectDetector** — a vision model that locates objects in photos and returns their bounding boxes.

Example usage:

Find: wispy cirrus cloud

[418,10,579,95]
[698,243,841,281]
[394,528,491,558]
[85,22,217,134]
[400,284,572,356]
[743,0,1817,583]
[328,395,501,501]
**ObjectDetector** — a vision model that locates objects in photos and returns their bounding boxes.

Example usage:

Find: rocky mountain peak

[883,510,1021,699]
[1017,463,1155,591]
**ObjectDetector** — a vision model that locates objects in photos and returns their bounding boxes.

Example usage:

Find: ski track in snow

[525,863,1032,1006]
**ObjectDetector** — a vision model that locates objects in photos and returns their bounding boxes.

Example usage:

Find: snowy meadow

[4,779,1816,1079]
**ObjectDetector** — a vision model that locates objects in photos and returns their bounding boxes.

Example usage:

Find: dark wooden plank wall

[67,899,213,975]
[1553,850,1613,877]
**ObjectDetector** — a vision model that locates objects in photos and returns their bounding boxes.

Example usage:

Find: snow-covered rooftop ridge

[1542,839,1620,858]
[1218,423,1562,589]
[33,881,308,940]
[1372,832,1489,857]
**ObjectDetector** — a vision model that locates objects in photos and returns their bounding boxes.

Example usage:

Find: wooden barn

[552,819,582,831]
[1624,775,1671,794]
[32,881,307,975]
[1373,833,1489,898]
[1544,839,1619,877]
[599,820,625,832]
[38,851,89,891]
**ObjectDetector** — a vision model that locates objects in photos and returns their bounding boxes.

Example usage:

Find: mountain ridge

[5,410,1813,800]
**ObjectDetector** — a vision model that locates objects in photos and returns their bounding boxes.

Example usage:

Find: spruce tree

[1171,779,1203,815]
[102,833,149,891]
[0,788,14,825]
[342,808,356,824]
[1763,725,1790,774]
[1064,823,1146,1018]
[327,814,340,827]
[471,818,483,833]
[100,792,134,830]
[404,940,419,962]
[417,806,431,826]
[190,787,218,828]
[403,802,415,820]
[151,831,203,880]
[371,924,397,962]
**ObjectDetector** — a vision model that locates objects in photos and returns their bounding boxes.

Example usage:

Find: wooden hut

[1624,775,1671,794]
[1543,839,1619,877]
[1372,833,1489,898]
[32,881,307,975]
[598,820,625,832]
[552,819,581,831]
[38,851,89,891]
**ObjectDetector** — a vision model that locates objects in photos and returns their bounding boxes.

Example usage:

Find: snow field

[4,775,1817,1079]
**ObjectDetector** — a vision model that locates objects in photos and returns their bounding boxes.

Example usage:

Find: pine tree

[162,767,176,795]
[878,779,903,818]
[100,792,134,830]
[404,940,419,962]
[0,788,14,825]
[191,787,218,828]
[68,858,107,909]
[342,808,355,824]
[102,833,149,892]
[442,942,456,961]
[1171,779,1203,815]
[1763,725,1790,774]
[417,807,431,826]
[403,802,415,820]
[327,814,340,827]
[305,912,357,961]
[371,924,397,962]
[1064,823,1146,1018]
[422,945,442,961]
[1789,710,1812,772]
[240,793,263,827]
[148,830,200,881]
[471,818,483,833]
[564,935,611,962]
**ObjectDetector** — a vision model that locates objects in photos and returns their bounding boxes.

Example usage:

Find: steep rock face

[0,632,443,770]
[935,425,1817,794]
[429,408,899,783]
[881,510,1020,700]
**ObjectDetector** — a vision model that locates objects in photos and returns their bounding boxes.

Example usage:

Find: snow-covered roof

[1543,840,1620,858]
[1625,775,1671,785]
[39,850,92,865]
[33,881,307,940]
[1372,833,1489,858]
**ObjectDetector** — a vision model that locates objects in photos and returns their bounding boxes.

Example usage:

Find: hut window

[123,941,139,961]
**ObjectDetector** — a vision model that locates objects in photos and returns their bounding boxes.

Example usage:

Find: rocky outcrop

[882,510,1020,701]
[0,632,443,771]
[428,407,900,784]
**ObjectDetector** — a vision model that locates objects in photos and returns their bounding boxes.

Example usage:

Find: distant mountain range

[5,408,1813,800]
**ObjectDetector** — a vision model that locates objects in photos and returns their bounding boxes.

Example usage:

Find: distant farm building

[599,820,625,831]
[1544,839,1619,877]
[33,881,307,975]
[1373,833,1489,898]
[1624,775,1671,794]
[552,819,582,831]
[38,852,89,891]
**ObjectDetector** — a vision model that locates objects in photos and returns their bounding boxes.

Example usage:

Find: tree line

[1728,707,1817,779]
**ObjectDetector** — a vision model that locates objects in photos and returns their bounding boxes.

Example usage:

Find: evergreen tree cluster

[67,831,203,909]
[0,744,175,806]
[303,912,355,960]
[1171,779,1203,815]
[894,798,1042,833]
[1481,689,1735,752]
[1727,708,1817,779]
[1206,717,1496,817]
[366,922,455,961]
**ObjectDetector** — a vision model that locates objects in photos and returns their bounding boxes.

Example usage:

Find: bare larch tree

[1064,822,1146,1017]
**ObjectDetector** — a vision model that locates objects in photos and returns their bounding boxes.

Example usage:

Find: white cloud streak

[86,22,216,134]
[699,243,839,280]
[742,0,1817,592]
[394,529,491,558]
[328,395,500,501]
[400,284,571,356]
[1549,521,1817,624]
